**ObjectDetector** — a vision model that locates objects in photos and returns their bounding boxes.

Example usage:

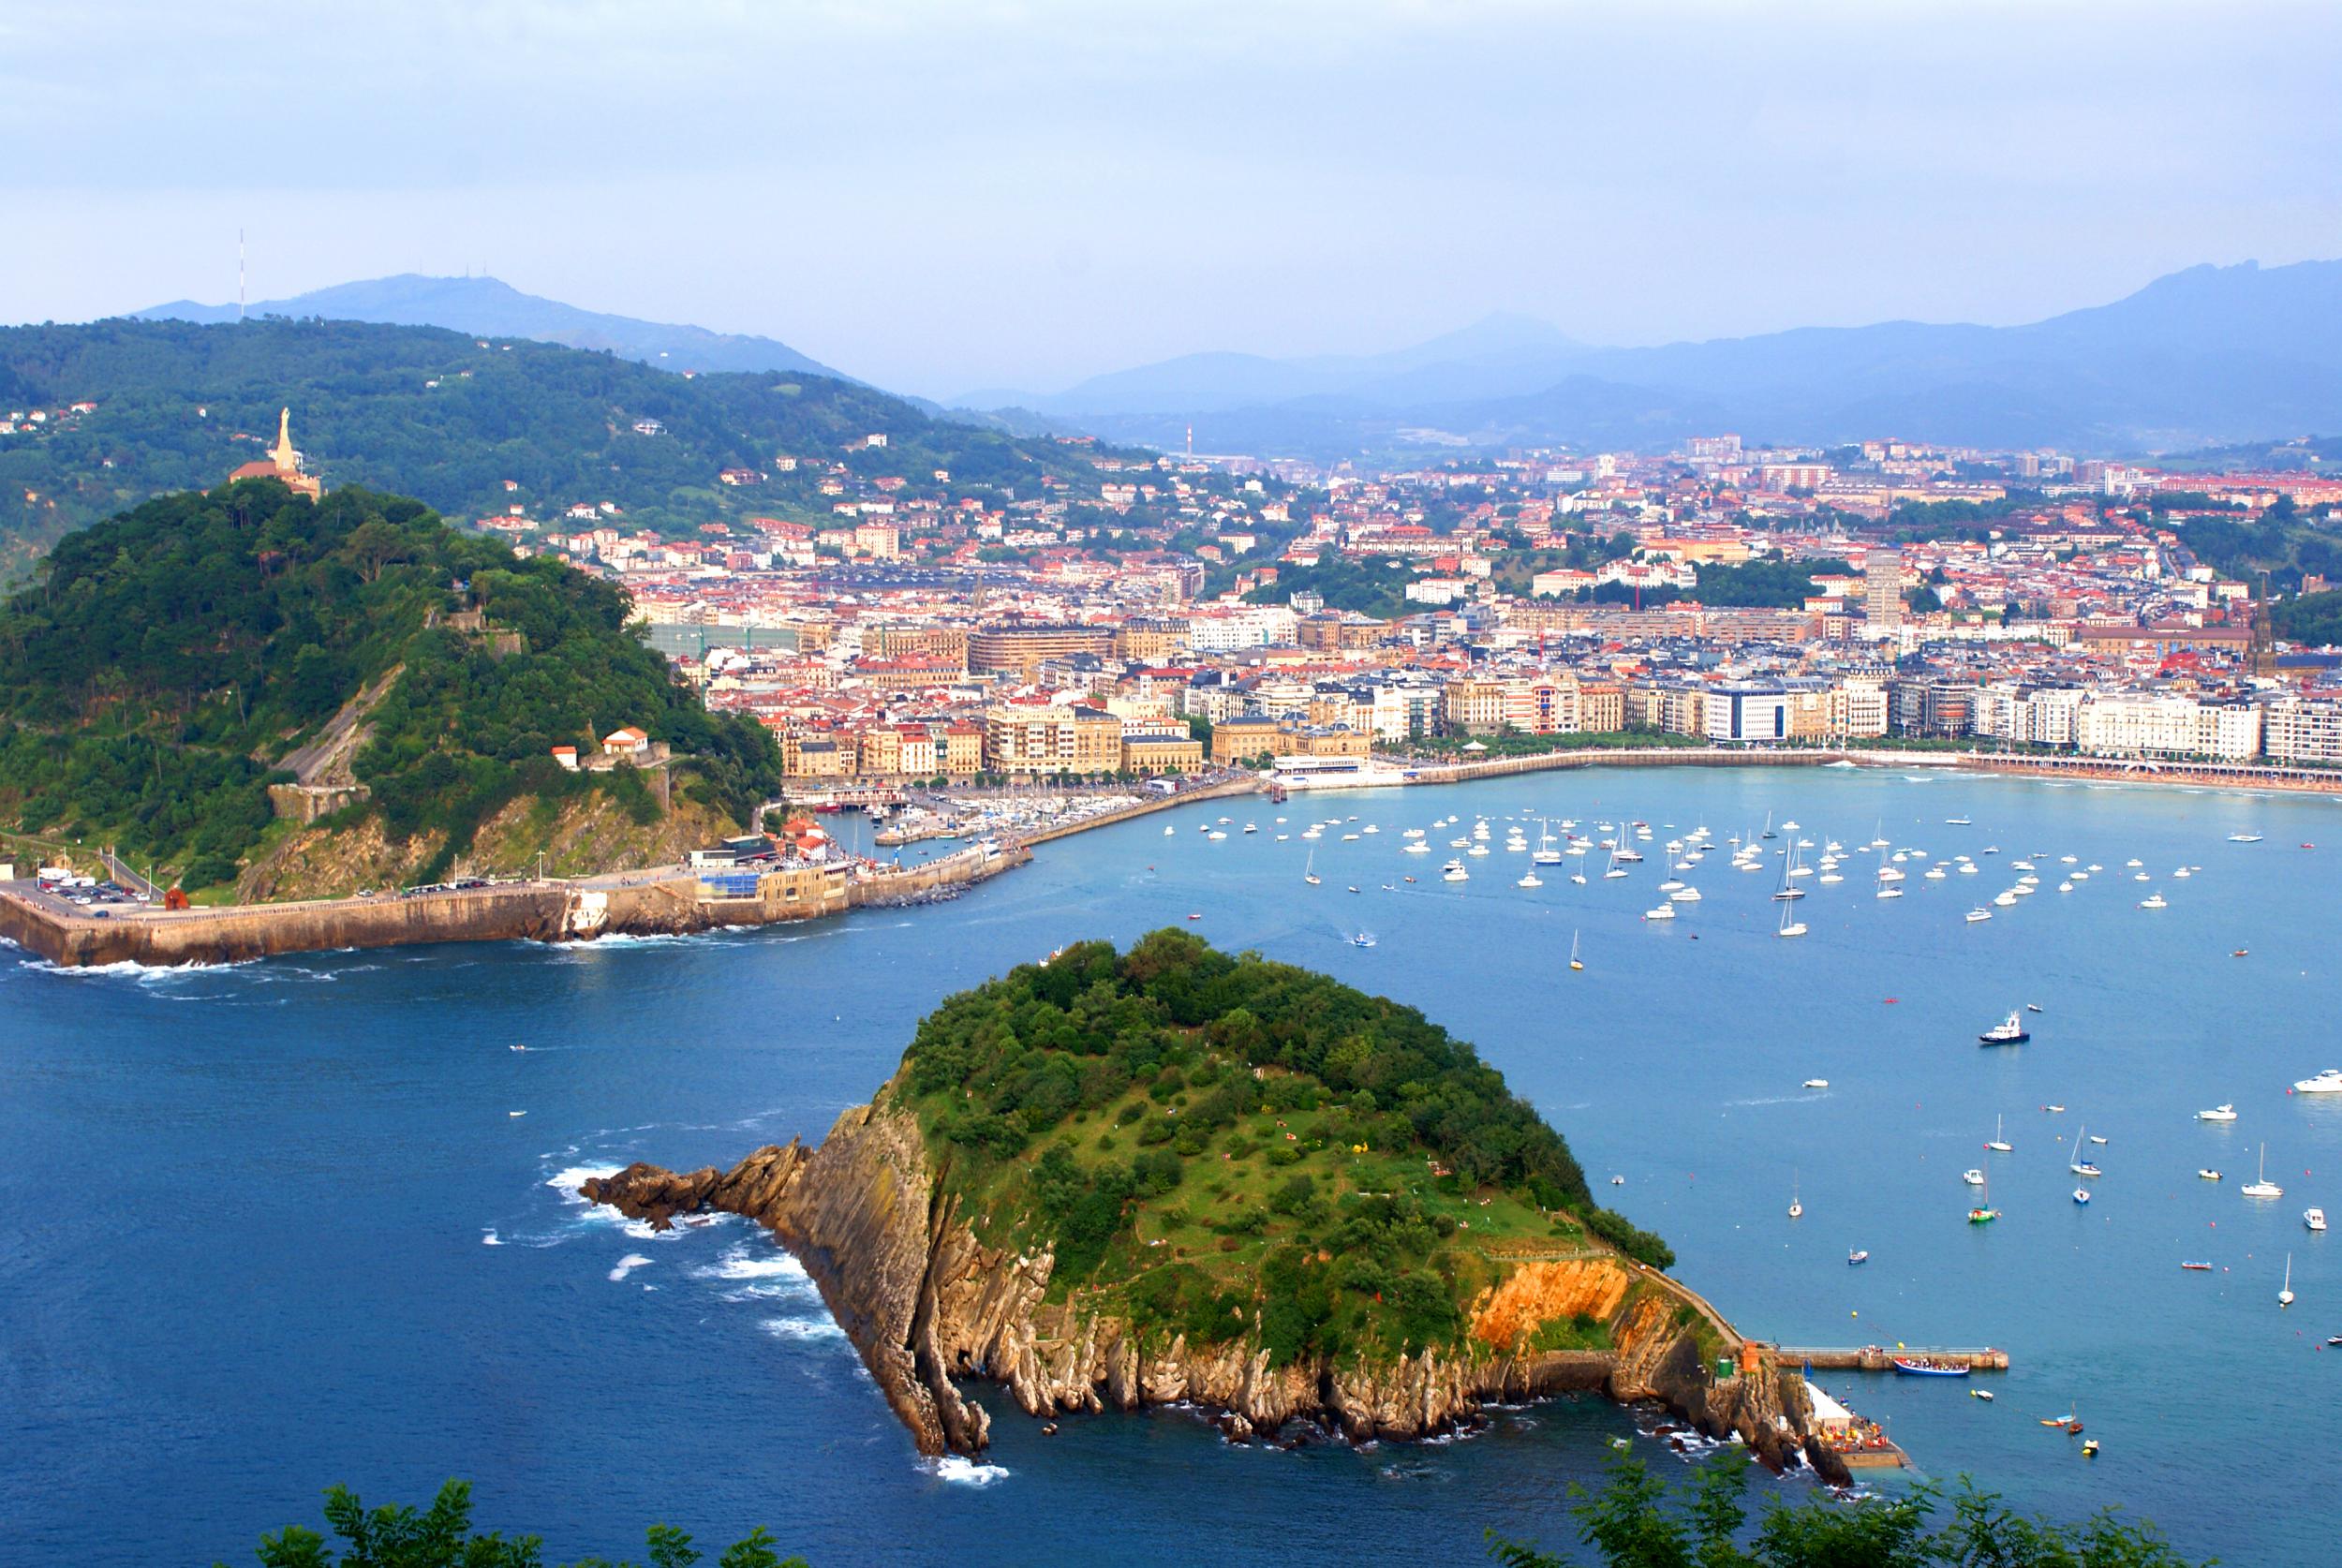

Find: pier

[1774,1345,2009,1372]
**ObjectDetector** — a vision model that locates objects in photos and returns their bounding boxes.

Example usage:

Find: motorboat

[1962,1168,1985,1186]
[1979,1012,2030,1045]
[2138,894,2168,910]
[1803,1078,1830,1089]
[1876,885,1904,899]
[1671,885,1702,902]
[1971,1388,1994,1401]
[1402,840,1430,854]
[1966,908,1993,923]
[2307,1208,2328,1233]
[2181,1260,2214,1271]
[2242,1144,2284,1199]
[2198,1169,2222,1181]
[2293,1069,2342,1095]
[1442,861,1469,883]
[2026,1003,2043,1013]
[1517,870,1542,888]
[1351,931,1377,949]
[2072,1187,2091,1206]
[1848,1249,1869,1265]
[1164,823,1176,836]
[1643,904,1677,921]
[2228,833,2263,844]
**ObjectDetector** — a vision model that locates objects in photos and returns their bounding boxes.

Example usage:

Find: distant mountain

[965,261,2342,459]
[137,274,851,381]
[960,311,1585,417]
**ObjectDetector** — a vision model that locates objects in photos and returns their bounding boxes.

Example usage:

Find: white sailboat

[1986,1115,2011,1153]
[1788,1170,1802,1220]
[1776,899,1807,939]
[2279,1252,2294,1308]
[1303,850,1320,887]
[2242,1143,2284,1199]
[2068,1127,2101,1178]
[1569,930,1583,972]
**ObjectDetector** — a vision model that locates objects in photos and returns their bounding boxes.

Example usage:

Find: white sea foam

[609,1253,655,1281]
[760,1316,847,1342]
[695,1247,809,1284]
[547,1164,622,1203]
[924,1455,1010,1487]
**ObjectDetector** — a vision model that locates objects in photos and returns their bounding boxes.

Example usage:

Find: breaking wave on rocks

[609,1253,656,1282]
[923,1456,1010,1487]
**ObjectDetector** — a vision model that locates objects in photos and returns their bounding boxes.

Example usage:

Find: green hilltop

[0,478,780,894]
[0,317,1129,572]
[888,929,1674,1366]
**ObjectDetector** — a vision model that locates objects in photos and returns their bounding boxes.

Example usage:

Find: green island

[0,478,780,896]
[897,928,1676,1364]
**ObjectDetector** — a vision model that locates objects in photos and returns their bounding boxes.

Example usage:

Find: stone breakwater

[0,844,1026,969]
[582,1101,1840,1480]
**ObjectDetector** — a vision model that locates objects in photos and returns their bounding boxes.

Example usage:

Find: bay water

[4,765,2336,1563]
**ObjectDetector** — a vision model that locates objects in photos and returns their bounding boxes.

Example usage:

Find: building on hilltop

[227,407,323,500]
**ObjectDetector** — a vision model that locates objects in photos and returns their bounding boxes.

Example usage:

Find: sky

[4,1,2338,398]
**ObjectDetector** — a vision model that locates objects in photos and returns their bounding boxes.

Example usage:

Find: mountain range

[137,274,848,381]
[956,260,2342,459]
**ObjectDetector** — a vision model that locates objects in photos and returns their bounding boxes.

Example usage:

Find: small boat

[1962,1168,1985,1186]
[1346,885,1359,895]
[1803,1078,1829,1089]
[2199,1169,2222,1181]
[2025,1003,2042,1013]
[2138,894,2168,910]
[1569,930,1584,972]
[510,1043,527,1052]
[2243,1143,2284,1199]
[1847,1249,1869,1265]
[2293,1069,2342,1095]
[1609,1175,1625,1186]
[1876,886,1904,900]
[2181,1260,2214,1271]
[1244,823,1257,834]
[1303,851,1320,887]
[1966,908,1993,924]
[1643,904,1677,922]
[1788,1172,1802,1220]
[1351,932,1377,949]
[1186,912,1202,922]
[1164,823,1176,836]
[2198,1104,2238,1121]
[2072,1187,2091,1205]
[1945,816,1972,826]
[1517,871,1543,888]
[2082,1440,2099,1457]
[1970,1388,1994,1401]
[1891,1357,1969,1378]
[2233,948,2249,957]
[2280,1252,2294,1308]
[508,1110,526,1117]
[1979,1011,2030,1045]
[2309,1208,2329,1233]
[2229,833,2263,844]
[1986,1115,2011,1153]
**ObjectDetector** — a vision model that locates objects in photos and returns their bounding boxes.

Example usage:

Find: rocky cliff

[583,1099,1831,1475]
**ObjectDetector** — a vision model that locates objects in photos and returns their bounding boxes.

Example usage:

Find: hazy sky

[4,1,2337,396]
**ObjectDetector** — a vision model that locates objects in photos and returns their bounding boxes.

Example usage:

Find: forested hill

[0,479,781,894]
[0,317,1119,573]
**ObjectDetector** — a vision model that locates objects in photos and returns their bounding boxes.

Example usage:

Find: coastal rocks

[577,1101,1820,1472]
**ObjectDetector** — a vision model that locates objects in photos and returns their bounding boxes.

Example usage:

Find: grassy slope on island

[0,478,779,891]
[0,317,1154,567]
[887,930,1671,1368]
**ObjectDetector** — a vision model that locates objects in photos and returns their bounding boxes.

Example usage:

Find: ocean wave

[760,1316,846,1342]
[923,1455,1009,1487]
[609,1253,655,1281]
[694,1247,808,1284]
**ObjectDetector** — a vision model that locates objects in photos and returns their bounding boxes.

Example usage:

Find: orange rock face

[1469,1257,1633,1351]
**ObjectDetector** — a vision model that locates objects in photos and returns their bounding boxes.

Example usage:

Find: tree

[225,1482,804,1568]
[1486,1451,2202,1568]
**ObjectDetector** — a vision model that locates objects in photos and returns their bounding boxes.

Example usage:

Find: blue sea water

[3,765,2338,1565]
